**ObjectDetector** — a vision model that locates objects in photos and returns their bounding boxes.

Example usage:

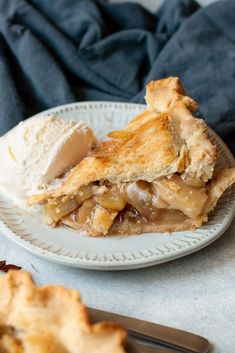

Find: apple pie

[0,270,127,353]
[28,77,235,236]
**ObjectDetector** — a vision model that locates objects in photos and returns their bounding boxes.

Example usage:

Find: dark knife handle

[88,307,209,353]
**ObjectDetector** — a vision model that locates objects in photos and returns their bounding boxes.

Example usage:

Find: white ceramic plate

[0,102,234,270]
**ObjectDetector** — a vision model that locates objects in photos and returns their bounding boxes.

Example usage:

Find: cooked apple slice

[75,183,94,204]
[95,187,126,211]
[76,198,97,225]
[45,184,95,224]
[62,200,117,236]
[90,205,118,236]
[45,197,79,223]
[153,175,208,219]
[121,181,162,219]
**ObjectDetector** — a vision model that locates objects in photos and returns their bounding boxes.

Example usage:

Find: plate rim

[0,101,234,270]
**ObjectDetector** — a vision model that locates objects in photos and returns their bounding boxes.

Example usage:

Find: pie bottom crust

[49,168,235,237]
[63,208,198,236]
[109,209,197,235]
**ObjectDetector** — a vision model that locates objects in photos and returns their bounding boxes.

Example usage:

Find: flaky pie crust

[0,271,127,353]
[27,77,235,237]
[28,77,216,205]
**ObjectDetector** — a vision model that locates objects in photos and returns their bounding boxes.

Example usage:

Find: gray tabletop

[0,218,234,353]
[107,2,235,349]
[0,2,233,352]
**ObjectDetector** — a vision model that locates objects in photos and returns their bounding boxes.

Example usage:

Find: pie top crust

[28,77,216,204]
[27,77,235,237]
[0,271,127,353]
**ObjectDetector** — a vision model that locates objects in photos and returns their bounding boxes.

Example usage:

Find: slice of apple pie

[29,77,235,236]
[0,271,127,353]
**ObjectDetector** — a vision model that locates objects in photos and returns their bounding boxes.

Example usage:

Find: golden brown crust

[29,112,187,204]
[145,77,216,185]
[145,77,197,113]
[25,77,235,237]
[169,102,217,185]
[109,168,235,235]
[204,168,235,214]
[0,271,127,353]
[28,77,217,206]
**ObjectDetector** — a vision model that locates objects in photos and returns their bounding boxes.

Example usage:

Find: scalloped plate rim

[0,101,234,270]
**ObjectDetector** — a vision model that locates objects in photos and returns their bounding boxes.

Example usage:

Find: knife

[127,340,180,353]
[88,307,210,353]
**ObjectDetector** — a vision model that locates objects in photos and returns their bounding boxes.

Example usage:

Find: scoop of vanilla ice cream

[0,115,96,207]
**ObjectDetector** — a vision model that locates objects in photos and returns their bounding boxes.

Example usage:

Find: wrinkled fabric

[0,0,234,153]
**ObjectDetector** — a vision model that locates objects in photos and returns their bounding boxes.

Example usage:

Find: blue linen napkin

[0,0,234,153]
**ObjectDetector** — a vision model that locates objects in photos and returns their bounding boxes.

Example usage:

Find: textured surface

[0,102,234,270]
[0,103,235,352]
[0,0,235,153]
[110,0,227,12]
[0,271,127,353]
[0,219,235,352]
[0,0,234,351]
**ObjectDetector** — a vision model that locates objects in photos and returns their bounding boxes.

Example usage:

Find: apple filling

[43,174,210,236]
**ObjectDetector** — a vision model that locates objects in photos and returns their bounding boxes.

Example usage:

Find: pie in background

[0,270,127,353]
[29,77,235,236]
